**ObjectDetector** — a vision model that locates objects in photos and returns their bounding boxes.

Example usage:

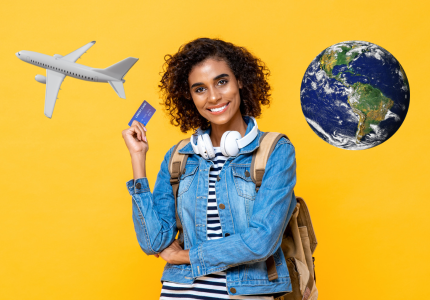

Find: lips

[207,102,230,114]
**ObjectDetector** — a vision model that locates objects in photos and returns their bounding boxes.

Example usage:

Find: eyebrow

[190,73,230,89]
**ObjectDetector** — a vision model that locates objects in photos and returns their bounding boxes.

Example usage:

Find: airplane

[16,41,139,118]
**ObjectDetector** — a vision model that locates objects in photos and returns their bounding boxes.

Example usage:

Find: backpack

[168,132,318,300]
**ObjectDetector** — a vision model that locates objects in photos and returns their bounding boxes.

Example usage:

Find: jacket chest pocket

[232,166,256,200]
[178,164,199,197]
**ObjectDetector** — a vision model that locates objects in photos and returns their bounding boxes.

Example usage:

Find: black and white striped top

[160,148,274,300]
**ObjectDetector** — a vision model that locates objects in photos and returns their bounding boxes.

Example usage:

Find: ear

[238,79,243,89]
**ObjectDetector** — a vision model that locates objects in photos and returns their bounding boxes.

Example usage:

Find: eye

[218,79,228,85]
[195,87,205,93]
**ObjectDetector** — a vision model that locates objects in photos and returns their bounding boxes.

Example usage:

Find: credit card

[128,100,156,126]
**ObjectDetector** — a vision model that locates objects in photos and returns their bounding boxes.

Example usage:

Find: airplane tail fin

[97,57,138,80]
[109,81,126,99]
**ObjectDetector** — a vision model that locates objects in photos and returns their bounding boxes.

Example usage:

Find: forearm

[131,153,146,179]
[130,179,177,254]
[167,249,191,264]
[127,147,178,255]
[188,190,295,277]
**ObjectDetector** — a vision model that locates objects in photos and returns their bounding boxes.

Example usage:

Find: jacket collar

[178,116,262,156]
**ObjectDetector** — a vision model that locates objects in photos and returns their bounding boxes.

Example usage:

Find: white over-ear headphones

[190,116,259,159]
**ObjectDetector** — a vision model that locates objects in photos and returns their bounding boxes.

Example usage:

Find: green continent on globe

[347,82,394,143]
[320,44,362,78]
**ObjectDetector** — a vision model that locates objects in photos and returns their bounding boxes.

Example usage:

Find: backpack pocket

[232,166,256,200]
[285,257,311,300]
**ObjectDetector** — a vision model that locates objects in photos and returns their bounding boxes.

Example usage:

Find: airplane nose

[16,52,20,58]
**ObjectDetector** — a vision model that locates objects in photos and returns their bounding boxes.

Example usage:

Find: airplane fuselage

[16,50,119,83]
[15,41,138,118]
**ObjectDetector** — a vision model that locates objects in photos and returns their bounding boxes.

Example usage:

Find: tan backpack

[168,132,318,300]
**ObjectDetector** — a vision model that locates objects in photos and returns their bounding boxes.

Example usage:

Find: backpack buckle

[170,177,180,185]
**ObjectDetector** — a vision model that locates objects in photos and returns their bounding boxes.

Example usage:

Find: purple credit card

[128,100,156,127]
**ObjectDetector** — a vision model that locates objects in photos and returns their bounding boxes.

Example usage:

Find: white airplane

[16,41,139,118]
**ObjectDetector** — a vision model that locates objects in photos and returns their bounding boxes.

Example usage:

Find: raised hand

[122,120,149,156]
[122,120,148,179]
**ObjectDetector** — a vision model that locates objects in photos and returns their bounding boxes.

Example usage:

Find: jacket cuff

[126,178,150,195]
[189,244,206,278]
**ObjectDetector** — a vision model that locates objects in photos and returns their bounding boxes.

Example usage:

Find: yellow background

[1,0,429,299]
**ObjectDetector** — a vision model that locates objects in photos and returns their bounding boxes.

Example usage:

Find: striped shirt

[160,147,274,300]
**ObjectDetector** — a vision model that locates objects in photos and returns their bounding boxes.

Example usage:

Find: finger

[132,120,147,133]
[134,120,147,132]
[154,254,159,258]
[136,122,147,142]
[130,125,142,141]
[130,121,143,140]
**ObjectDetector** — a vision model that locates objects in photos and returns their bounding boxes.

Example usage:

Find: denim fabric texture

[126,116,297,296]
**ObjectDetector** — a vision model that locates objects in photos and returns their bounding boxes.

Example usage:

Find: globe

[300,41,410,150]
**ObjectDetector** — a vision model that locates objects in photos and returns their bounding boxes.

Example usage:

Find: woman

[122,38,297,299]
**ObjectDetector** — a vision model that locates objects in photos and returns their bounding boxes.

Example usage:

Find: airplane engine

[35,75,46,84]
[53,54,63,58]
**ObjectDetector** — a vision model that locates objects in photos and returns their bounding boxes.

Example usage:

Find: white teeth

[210,104,227,112]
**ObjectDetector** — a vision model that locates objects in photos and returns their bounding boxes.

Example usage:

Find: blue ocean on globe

[300,41,409,150]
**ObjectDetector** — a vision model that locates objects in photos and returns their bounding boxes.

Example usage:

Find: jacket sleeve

[126,146,177,255]
[188,138,297,278]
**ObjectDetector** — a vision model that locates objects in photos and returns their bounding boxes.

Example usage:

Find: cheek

[192,97,206,111]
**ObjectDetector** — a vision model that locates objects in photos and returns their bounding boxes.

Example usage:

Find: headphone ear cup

[197,135,208,160]
[201,134,215,159]
[221,131,242,156]
[220,131,230,156]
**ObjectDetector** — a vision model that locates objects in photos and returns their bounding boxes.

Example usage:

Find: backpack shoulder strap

[168,138,190,248]
[251,132,289,191]
[168,138,190,179]
[251,132,289,281]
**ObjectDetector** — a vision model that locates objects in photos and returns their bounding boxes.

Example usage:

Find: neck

[209,112,247,147]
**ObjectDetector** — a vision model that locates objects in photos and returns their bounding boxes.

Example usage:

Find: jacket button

[219,204,225,209]
[136,183,141,189]
[225,233,230,237]
[245,170,250,177]
[217,175,220,181]
[230,287,236,293]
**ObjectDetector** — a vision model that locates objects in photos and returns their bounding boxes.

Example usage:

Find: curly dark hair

[158,37,271,133]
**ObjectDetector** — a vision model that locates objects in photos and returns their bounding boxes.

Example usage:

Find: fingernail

[144,136,147,142]
[144,127,147,132]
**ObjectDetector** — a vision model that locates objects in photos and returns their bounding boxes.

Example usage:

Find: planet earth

[300,40,410,150]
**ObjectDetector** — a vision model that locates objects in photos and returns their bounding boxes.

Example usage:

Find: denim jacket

[126,116,297,296]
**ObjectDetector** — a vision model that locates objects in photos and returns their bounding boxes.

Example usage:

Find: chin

[207,114,232,125]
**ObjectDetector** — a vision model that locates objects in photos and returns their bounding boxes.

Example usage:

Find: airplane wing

[44,70,66,118]
[61,41,96,63]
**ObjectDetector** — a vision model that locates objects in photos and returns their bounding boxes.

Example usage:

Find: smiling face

[188,58,243,128]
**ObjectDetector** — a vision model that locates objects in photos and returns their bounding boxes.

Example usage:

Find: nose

[208,86,221,102]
